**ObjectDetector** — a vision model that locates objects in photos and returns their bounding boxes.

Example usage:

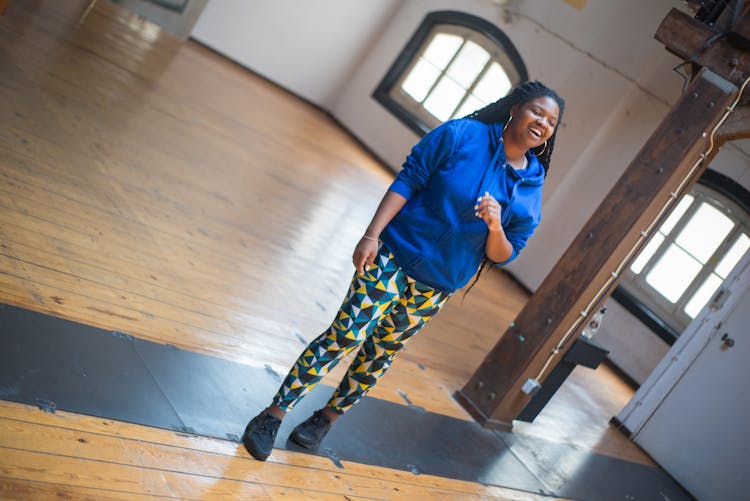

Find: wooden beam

[456,69,739,430]
[728,4,750,51]
[655,8,750,85]
[717,105,750,141]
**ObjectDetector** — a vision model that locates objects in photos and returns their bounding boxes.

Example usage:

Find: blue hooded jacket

[379,118,545,293]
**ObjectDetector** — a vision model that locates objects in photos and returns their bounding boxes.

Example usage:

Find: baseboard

[609,415,632,438]
[603,359,640,390]
[499,269,533,295]
[188,38,397,176]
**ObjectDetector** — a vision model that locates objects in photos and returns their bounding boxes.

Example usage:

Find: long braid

[463,81,565,296]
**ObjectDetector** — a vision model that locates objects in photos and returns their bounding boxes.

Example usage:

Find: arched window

[615,170,750,342]
[374,11,527,136]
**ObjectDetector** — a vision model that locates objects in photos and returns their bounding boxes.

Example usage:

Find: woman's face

[508,96,560,150]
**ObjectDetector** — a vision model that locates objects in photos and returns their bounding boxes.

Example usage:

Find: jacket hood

[489,122,546,187]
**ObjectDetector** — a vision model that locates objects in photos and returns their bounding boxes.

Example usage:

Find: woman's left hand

[475,192,502,232]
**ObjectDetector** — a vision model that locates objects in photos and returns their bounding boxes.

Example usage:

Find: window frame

[614,169,750,345]
[373,10,528,137]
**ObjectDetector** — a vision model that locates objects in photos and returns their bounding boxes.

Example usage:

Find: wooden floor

[0,1,652,499]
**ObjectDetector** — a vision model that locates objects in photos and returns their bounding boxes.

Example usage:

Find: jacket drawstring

[476,142,506,200]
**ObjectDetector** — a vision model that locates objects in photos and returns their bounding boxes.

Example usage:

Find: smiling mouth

[528,126,544,139]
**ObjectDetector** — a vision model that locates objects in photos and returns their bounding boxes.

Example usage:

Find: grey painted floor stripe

[0,303,693,500]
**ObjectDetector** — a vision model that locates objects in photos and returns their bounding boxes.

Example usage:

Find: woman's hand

[475,192,502,232]
[353,236,379,274]
[477,192,514,262]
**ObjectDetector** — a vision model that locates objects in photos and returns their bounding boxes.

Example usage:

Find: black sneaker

[290,409,333,449]
[241,412,281,461]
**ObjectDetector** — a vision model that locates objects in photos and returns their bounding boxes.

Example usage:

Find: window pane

[423,33,463,68]
[446,40,490,88]
[401,59,441,102]
[473,62,512,103]
[630,233,665,274]
[684,273,723,318]
[675,202,735,263]
[423,77,465,121]
[660,194,694,235]
[715,233,750,278]
[453,94,484,119]
[646,244,702,303]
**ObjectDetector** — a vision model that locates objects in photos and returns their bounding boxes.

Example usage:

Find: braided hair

[464,80,565,176]
[463,81,565,296]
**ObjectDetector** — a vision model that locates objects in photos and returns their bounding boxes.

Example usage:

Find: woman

[242,81,564,461]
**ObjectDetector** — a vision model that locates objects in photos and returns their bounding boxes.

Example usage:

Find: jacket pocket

[405,228,453,269]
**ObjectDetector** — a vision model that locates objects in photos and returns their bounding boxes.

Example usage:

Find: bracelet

[362,235,379,242]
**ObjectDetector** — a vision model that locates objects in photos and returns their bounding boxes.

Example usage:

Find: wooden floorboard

[0,401,556,501]
[0,0,651,498]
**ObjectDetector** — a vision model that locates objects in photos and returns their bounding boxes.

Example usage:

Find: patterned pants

[272,246,450,414]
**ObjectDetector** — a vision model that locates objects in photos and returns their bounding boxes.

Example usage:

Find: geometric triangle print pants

[272,245,451,415]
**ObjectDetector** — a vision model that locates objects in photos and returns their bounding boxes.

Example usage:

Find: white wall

[191,0,401,107]
[709,140,750,187]
[595,299,670,385]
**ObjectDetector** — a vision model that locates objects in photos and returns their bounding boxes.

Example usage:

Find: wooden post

[455,68,739,430]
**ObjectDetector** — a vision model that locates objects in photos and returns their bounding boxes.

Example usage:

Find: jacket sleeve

[388,121,459,200]
[494,216,540,266]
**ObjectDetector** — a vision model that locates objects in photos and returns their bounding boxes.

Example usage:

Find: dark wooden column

[456,5,750,430]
